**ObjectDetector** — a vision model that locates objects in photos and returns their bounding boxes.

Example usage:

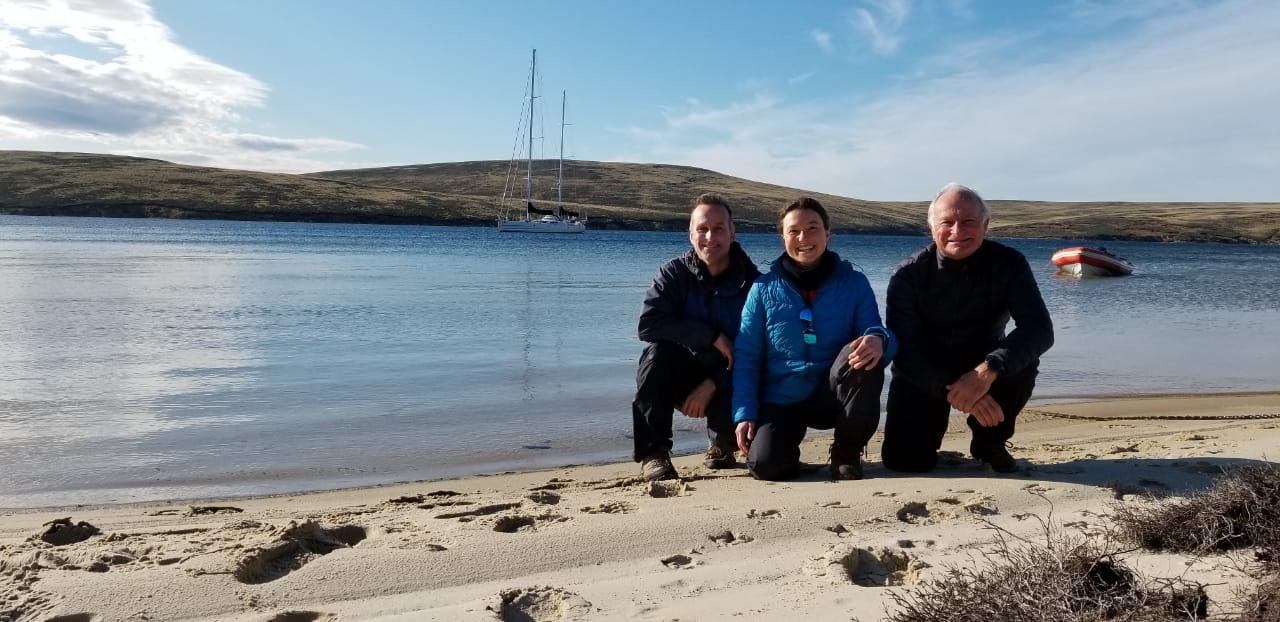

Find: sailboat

[497,49,586,234]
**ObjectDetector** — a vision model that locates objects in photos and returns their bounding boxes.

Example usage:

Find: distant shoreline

[0,208,1266,244]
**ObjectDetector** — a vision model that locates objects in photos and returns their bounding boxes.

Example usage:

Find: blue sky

[1,0,1277,201]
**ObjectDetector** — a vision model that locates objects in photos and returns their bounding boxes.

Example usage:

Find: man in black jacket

[634,193,761,481]
[882,183,1054,474]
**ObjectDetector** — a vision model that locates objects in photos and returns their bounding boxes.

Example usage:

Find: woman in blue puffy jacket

[732,197,896,481]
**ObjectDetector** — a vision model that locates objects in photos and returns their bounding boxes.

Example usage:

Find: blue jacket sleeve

[849,273,898,363]
[732,283,767,424]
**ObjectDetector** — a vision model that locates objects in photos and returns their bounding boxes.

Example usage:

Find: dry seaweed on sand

[1111,464,1280,566]
[881,518,1207,622]
[1228,575,1280,622]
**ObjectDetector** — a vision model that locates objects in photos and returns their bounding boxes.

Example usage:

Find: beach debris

[526,490,561,505]
[490,585,592,622]
[747,508,782,520]
[35,518,100,546]
[232,521,366,584]
[804,543,929,586]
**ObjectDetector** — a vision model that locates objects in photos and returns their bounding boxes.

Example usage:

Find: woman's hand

[846,334,884,370]
[735,421,756,456]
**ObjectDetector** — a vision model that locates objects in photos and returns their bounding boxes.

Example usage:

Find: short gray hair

[927,182,990,225]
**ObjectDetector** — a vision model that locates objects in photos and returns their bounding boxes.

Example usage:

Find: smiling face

[689,201,735,274]
[929,190,989,260]
[781,208,830,268]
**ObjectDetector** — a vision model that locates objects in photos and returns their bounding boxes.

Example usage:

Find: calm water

[2,216,1278,508]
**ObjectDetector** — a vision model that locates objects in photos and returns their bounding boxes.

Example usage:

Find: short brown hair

[777,196,829,231]
[693,193,733,219]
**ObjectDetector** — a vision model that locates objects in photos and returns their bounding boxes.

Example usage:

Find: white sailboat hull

[497,217,586,234]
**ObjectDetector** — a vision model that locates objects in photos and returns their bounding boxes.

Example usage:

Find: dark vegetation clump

[1111,464,1280,566]
[1231,576,1280,622]
[884,525,1207,622]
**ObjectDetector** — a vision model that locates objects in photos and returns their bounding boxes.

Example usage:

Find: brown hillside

[1,151,1275,242]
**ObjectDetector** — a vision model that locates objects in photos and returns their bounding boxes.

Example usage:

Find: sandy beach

[3,392,1279,622]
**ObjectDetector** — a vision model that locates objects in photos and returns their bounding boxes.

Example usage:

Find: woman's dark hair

[777,196,829,231]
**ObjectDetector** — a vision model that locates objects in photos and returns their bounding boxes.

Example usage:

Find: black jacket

[887,240,1054,399]
[637,242,761,389]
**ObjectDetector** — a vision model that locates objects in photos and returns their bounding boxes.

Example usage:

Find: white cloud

[617,0,1280,202]
[851,0,912,56]
[0,0,362,172]
[811,28,834,53]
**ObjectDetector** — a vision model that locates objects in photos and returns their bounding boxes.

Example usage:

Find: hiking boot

[971,441,1019,473]
[829,443,863,480]
[703,438,737,469]
[641,451,678,481]
[830,457,863,480]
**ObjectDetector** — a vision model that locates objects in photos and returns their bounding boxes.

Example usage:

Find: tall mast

[526,49,535,216]
[558,91,565,206]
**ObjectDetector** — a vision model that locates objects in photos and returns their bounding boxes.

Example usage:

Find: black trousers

[746,343,886,481]
[881,367,1038,473]
[632,342,735,462]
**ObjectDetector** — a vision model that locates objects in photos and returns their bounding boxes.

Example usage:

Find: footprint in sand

[492,586,592,622]
[580,501,635,514]
[1106,480,1171,500]
[803,543,930,587]
[36,518,101,546]
[707,529,754,546]
[531,478,574,491]
[526,491,561,505]
[646,480,689,498]
[232,522,366,585]
[264,612,338,622]
[895,502,930,524]
[491,513,570,533]
[435,503,522,521]
[660,553,700,569]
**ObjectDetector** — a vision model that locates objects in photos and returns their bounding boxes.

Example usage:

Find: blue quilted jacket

[732,253,896,423]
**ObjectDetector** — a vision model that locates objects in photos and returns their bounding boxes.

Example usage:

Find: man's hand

[967,394,1005,427]
[735,420,755,456]
[680,379,716,419]
[945,364,998,412]
[712,333,734,370]
[846,335,884,370]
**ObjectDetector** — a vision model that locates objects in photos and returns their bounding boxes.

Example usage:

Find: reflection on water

[1,216,1278,507]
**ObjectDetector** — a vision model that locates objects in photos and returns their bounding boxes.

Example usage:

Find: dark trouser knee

[881,375,949,473]
[632,342,728,462]
[828,349,886,454]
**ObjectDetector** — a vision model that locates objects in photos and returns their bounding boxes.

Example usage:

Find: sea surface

[2,215,1278,508]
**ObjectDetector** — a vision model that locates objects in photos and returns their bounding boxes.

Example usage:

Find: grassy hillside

[1,150,1276,243]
